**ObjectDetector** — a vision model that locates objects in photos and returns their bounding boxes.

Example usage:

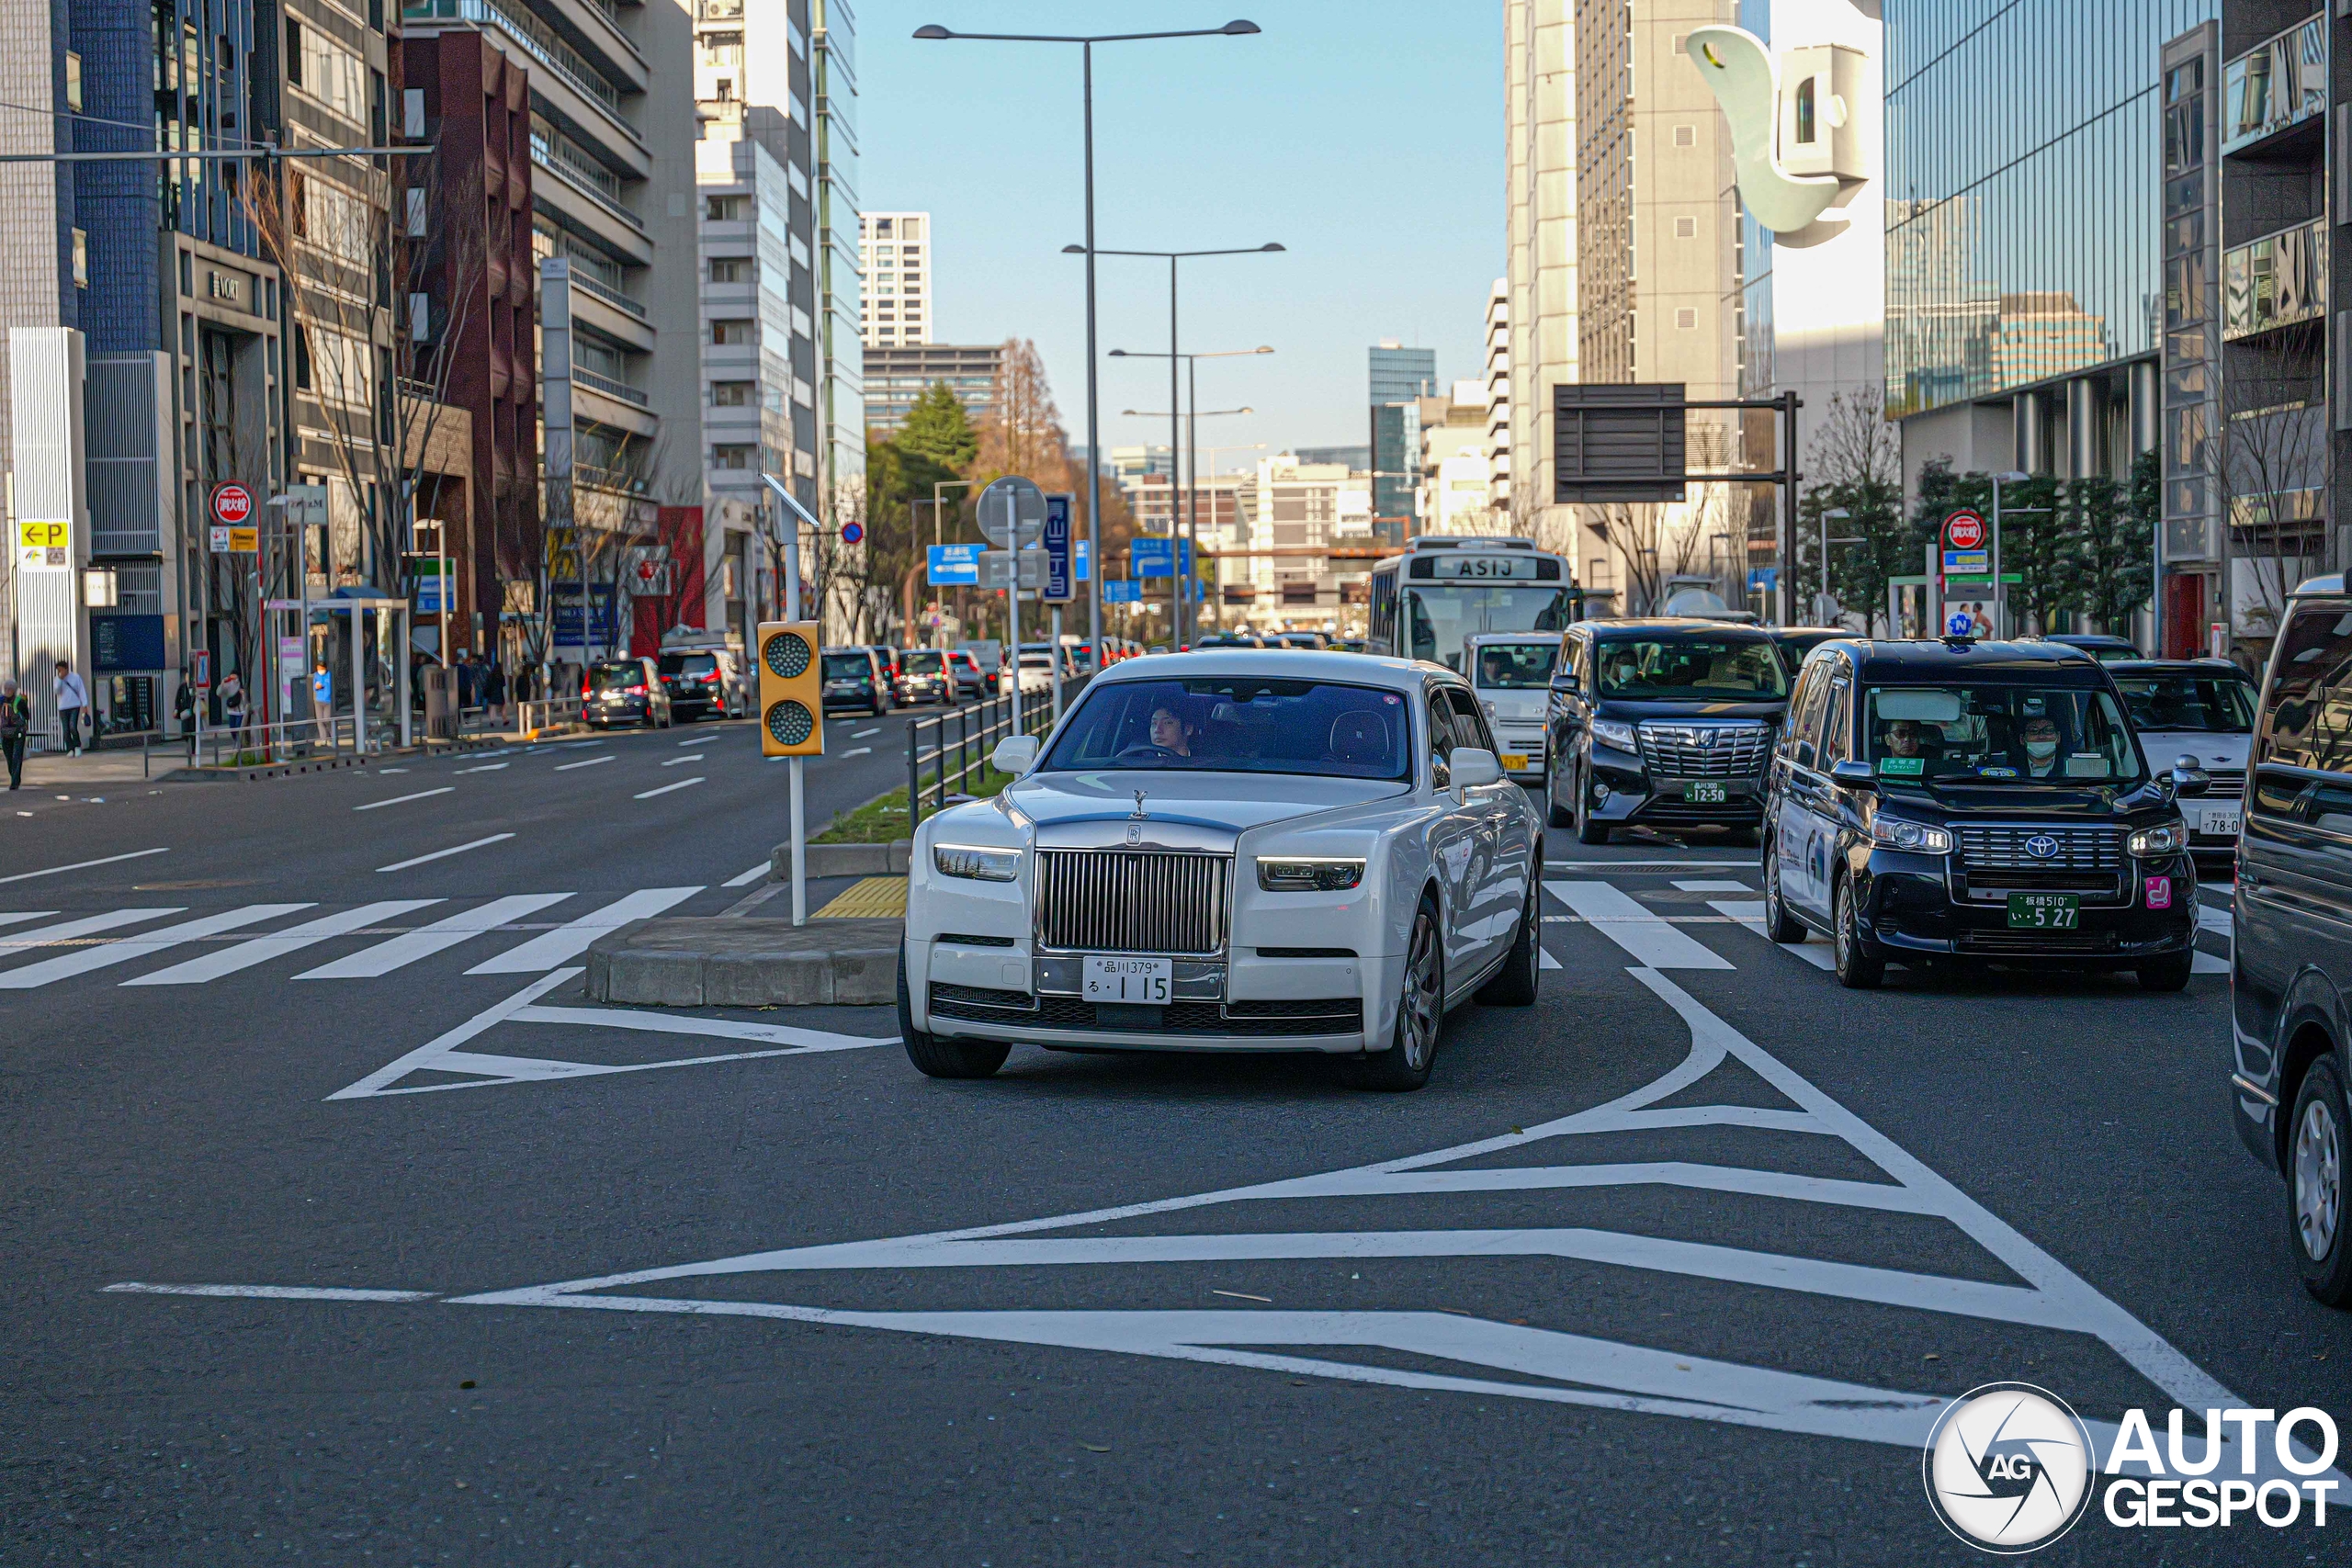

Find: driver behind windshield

[2019,713,2064,778]
[1148,702,1197,758]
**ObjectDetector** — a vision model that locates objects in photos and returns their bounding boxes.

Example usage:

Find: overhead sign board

[1042,493,1074,604]
[1552,383,1687,503]
[1131,536,1194,579]
[927,543,982,585]
[1104,580,1142,604]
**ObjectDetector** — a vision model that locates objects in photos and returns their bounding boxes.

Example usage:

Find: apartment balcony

[2222,11,2324,157]
[408,0,648,164]
[2223,217,2327,341]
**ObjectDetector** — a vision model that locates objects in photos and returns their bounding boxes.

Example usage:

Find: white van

[1466,631,1564,783]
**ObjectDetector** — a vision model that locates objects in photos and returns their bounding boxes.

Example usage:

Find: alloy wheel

[1401,912,1441,1071]
[2295,1094,2344,1263]
[1836,884,1853,965]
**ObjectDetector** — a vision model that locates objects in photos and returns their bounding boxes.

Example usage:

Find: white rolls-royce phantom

[899,650,1545,1090]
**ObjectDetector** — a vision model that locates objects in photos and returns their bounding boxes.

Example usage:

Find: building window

[711,380,754,406]
[708,257,751,283]
[711,319,754,344]
[706,195,749,220]
[1676,308,1697,330]
[1794,77,1816,144]
[1673,123,1693,148]
[71,229,87,288]
[64,51,81,112]
[713,444,755,469]
[1674,217,1696,238]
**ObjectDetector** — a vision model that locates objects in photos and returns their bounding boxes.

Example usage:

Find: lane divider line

[377,835,516,874]
[354,788,454,811]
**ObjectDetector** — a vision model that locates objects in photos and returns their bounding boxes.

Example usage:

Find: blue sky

[858,2,1504,470]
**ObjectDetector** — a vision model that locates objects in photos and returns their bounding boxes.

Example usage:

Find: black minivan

[1758,638,2200,990]
[2233,576,2352,1305]
[1544,619,1791,845]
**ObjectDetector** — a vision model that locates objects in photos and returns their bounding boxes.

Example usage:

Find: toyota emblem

[1698,729,1718,748]
[2025,834,2060,859]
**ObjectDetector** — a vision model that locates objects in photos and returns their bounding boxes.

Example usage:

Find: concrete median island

[584,916,902,1008]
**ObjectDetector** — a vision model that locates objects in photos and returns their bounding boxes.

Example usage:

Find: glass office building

[1369,344,1435,536]
[1884,0,2216,421]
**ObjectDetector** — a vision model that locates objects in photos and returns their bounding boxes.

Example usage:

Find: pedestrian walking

[173,675,196,757]
[311,661,334,744]
[1,678,29,789]
[218,670,248,747]
[53,660,88,756]
[484,658,508,725]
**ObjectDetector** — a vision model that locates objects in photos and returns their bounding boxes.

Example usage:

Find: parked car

[821,647,890,716]
[656,647,744,720]
[582,657,673,729]
[1759,637,2199,990]
[866,647,907,710]
[2026,633,2143,663]
[900,649,1543,1089]
[1763,626,1849,678]
[949,649,989,703]
[1468,631,1563,785]
[1544,619,1792,845]
[896,647,953,705]
[2109,659,2256,865]
[2233,575,2352,1305]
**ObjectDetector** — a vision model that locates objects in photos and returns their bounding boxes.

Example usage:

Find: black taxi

[1758,638,2203,988]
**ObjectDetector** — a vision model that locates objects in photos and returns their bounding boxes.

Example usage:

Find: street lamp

[917,19,1263,670]
[1112,344,1272,640]
[1081,247,1282,646]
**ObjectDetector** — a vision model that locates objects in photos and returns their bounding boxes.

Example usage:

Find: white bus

[1365,536,1590,672]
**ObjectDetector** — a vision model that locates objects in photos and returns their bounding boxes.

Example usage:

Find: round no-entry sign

[1944,509,1985,551]
[841,520,865,546]
[211,482,254,525]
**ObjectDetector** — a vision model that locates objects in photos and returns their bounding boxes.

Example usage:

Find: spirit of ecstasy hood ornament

[1130,789,1148,819]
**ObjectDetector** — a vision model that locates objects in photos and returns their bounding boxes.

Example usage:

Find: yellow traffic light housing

[756,621,824,757]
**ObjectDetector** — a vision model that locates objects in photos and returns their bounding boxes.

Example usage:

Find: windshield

[821,653,870,682]
[657,653,716,676]
[901,649,944,675]
[1476,641,1560,689]
[1865,685,2144,784]
[1040,677,1412,781]
[587,663,642,691]
[1404,584,1574,671]
[2112,671,2254,733]
[1596,638,1786,700]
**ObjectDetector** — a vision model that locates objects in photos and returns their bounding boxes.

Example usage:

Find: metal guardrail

[189,712,365,771]
[517,694,585,734]
[906,682,1085,830]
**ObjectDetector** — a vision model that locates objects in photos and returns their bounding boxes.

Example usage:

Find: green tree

[896,381,980,476]
[2055,450,2157,635]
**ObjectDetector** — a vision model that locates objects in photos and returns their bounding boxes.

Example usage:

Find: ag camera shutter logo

[1922,1383,2096,1553]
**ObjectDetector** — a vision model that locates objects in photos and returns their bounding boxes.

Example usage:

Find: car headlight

[1257,857,1366,892]
[933,843,1023,882]
[2128,821,2186,857]
[1590,718,1638,752]
[1868,816,1954,854]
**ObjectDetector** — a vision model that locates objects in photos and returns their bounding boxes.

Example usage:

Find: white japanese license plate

[2198,804,2242,837]
[1500,752,1530,772]
[1083,955,1172,1005]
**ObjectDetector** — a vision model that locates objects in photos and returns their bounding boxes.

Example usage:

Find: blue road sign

[927,543,982,585]
[1131,536,1194,578]
[1104,580,1141,604]
[1043,493,1074,604]
[1075,538,1090,581]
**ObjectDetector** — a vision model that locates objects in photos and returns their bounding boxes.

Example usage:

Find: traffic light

[756,621,825,758]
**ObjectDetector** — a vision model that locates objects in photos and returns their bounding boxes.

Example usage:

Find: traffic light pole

[780,496,807,928]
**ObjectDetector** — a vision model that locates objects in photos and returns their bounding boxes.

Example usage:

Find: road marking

[722,863,771,887]
[554,755,613,772]
[633,777,704,800]
[376,767,409,774]
[0,904,311,988]
[838,747,873,759]
[105,1283,438,1303]
[354,787,454,811]
[0,911,59,930]
[0,908,183,951]
[0,846,169,885]
[1544,881,1732,970]
[677,736,709,747]
[376,834,516,873]
[1708,900,1838,971]
[2197,904,2232,937]
[296,894,576,979]
[1672,879,1752,893]
[454,762,509,774]
[852,728,881,739]
[126,902,443,985]
[464,886,702,974]
[2194,950,2230,974]
[662,754,704,766]
[1538,948,1562,970]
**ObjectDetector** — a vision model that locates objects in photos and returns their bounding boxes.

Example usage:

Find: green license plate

[1683,780,1728,804]
[2007,892,2080,930]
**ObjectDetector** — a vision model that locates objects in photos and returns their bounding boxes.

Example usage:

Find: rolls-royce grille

[1953,825,2124,871]
[1035,850,1230,955]
[1637,723,1771,779]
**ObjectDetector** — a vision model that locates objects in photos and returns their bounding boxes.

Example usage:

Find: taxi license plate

[2007,892,2080,930]
[1683,780,1729,804]
[1083,955,1171,1005]
[1500,752,1529,772]
[2199,805,2242,837]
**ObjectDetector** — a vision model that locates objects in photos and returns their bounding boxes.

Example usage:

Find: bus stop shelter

[265,592,412,750]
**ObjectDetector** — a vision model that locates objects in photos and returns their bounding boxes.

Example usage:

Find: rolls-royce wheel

[1832,874,1883,989]
[1574,763,1611,847]
[2136,951,2194,992]
[1761,840,1805,944]
[1343,894,1443,1091]
[2289,1055,2352,1306]
[1476,876,1541,1007]
[899,949,1011,1079]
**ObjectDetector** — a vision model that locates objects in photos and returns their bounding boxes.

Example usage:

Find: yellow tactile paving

[813,875,909,919]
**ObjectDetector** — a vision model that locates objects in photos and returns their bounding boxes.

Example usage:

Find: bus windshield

[1405,584,1574,672]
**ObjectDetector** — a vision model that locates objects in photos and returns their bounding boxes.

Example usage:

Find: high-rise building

[1504,0,1577,554]
[861,212,932,346]
[1234,453,1374,628]
[809,0,864,550]
[1369,341,1435,538]
[863,342,1001,434]
[1421,381,1496,536]
[1484,278,1510,522]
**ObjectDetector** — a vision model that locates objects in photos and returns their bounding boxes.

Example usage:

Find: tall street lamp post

[1113,344,1273,644]
[1121,403,1255,644]
[914,18,1262,670]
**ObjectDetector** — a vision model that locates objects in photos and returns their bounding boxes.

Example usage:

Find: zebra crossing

[0,886,707,990]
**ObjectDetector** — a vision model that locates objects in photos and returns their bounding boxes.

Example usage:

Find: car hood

[2136,730,2249,773]
[1006,768,1408,838]
[1873,777,2163,820]
[1595,698,1788,722]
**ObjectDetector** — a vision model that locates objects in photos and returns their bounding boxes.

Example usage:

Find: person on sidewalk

[217,670,248,746]
[173,675,196,759]
[1,679,29,788]
[311,661,334,744]
[53,660,88,757]
[484,658,507,725]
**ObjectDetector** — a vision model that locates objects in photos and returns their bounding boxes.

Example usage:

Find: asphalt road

[2,753,2346,1566]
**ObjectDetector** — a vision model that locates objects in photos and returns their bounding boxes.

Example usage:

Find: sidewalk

[6,744,181,791]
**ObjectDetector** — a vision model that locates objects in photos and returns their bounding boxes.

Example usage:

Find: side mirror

[1451,748,1504,789]
[991,735,1039,775]
[1829,760,1877,789]
[2170,753,2211,797]
[1550,671,1581,696]
[1430,753,1451,789]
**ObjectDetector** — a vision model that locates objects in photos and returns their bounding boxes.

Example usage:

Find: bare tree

[2222,319,2329,648]
[1588,423,1738,613]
